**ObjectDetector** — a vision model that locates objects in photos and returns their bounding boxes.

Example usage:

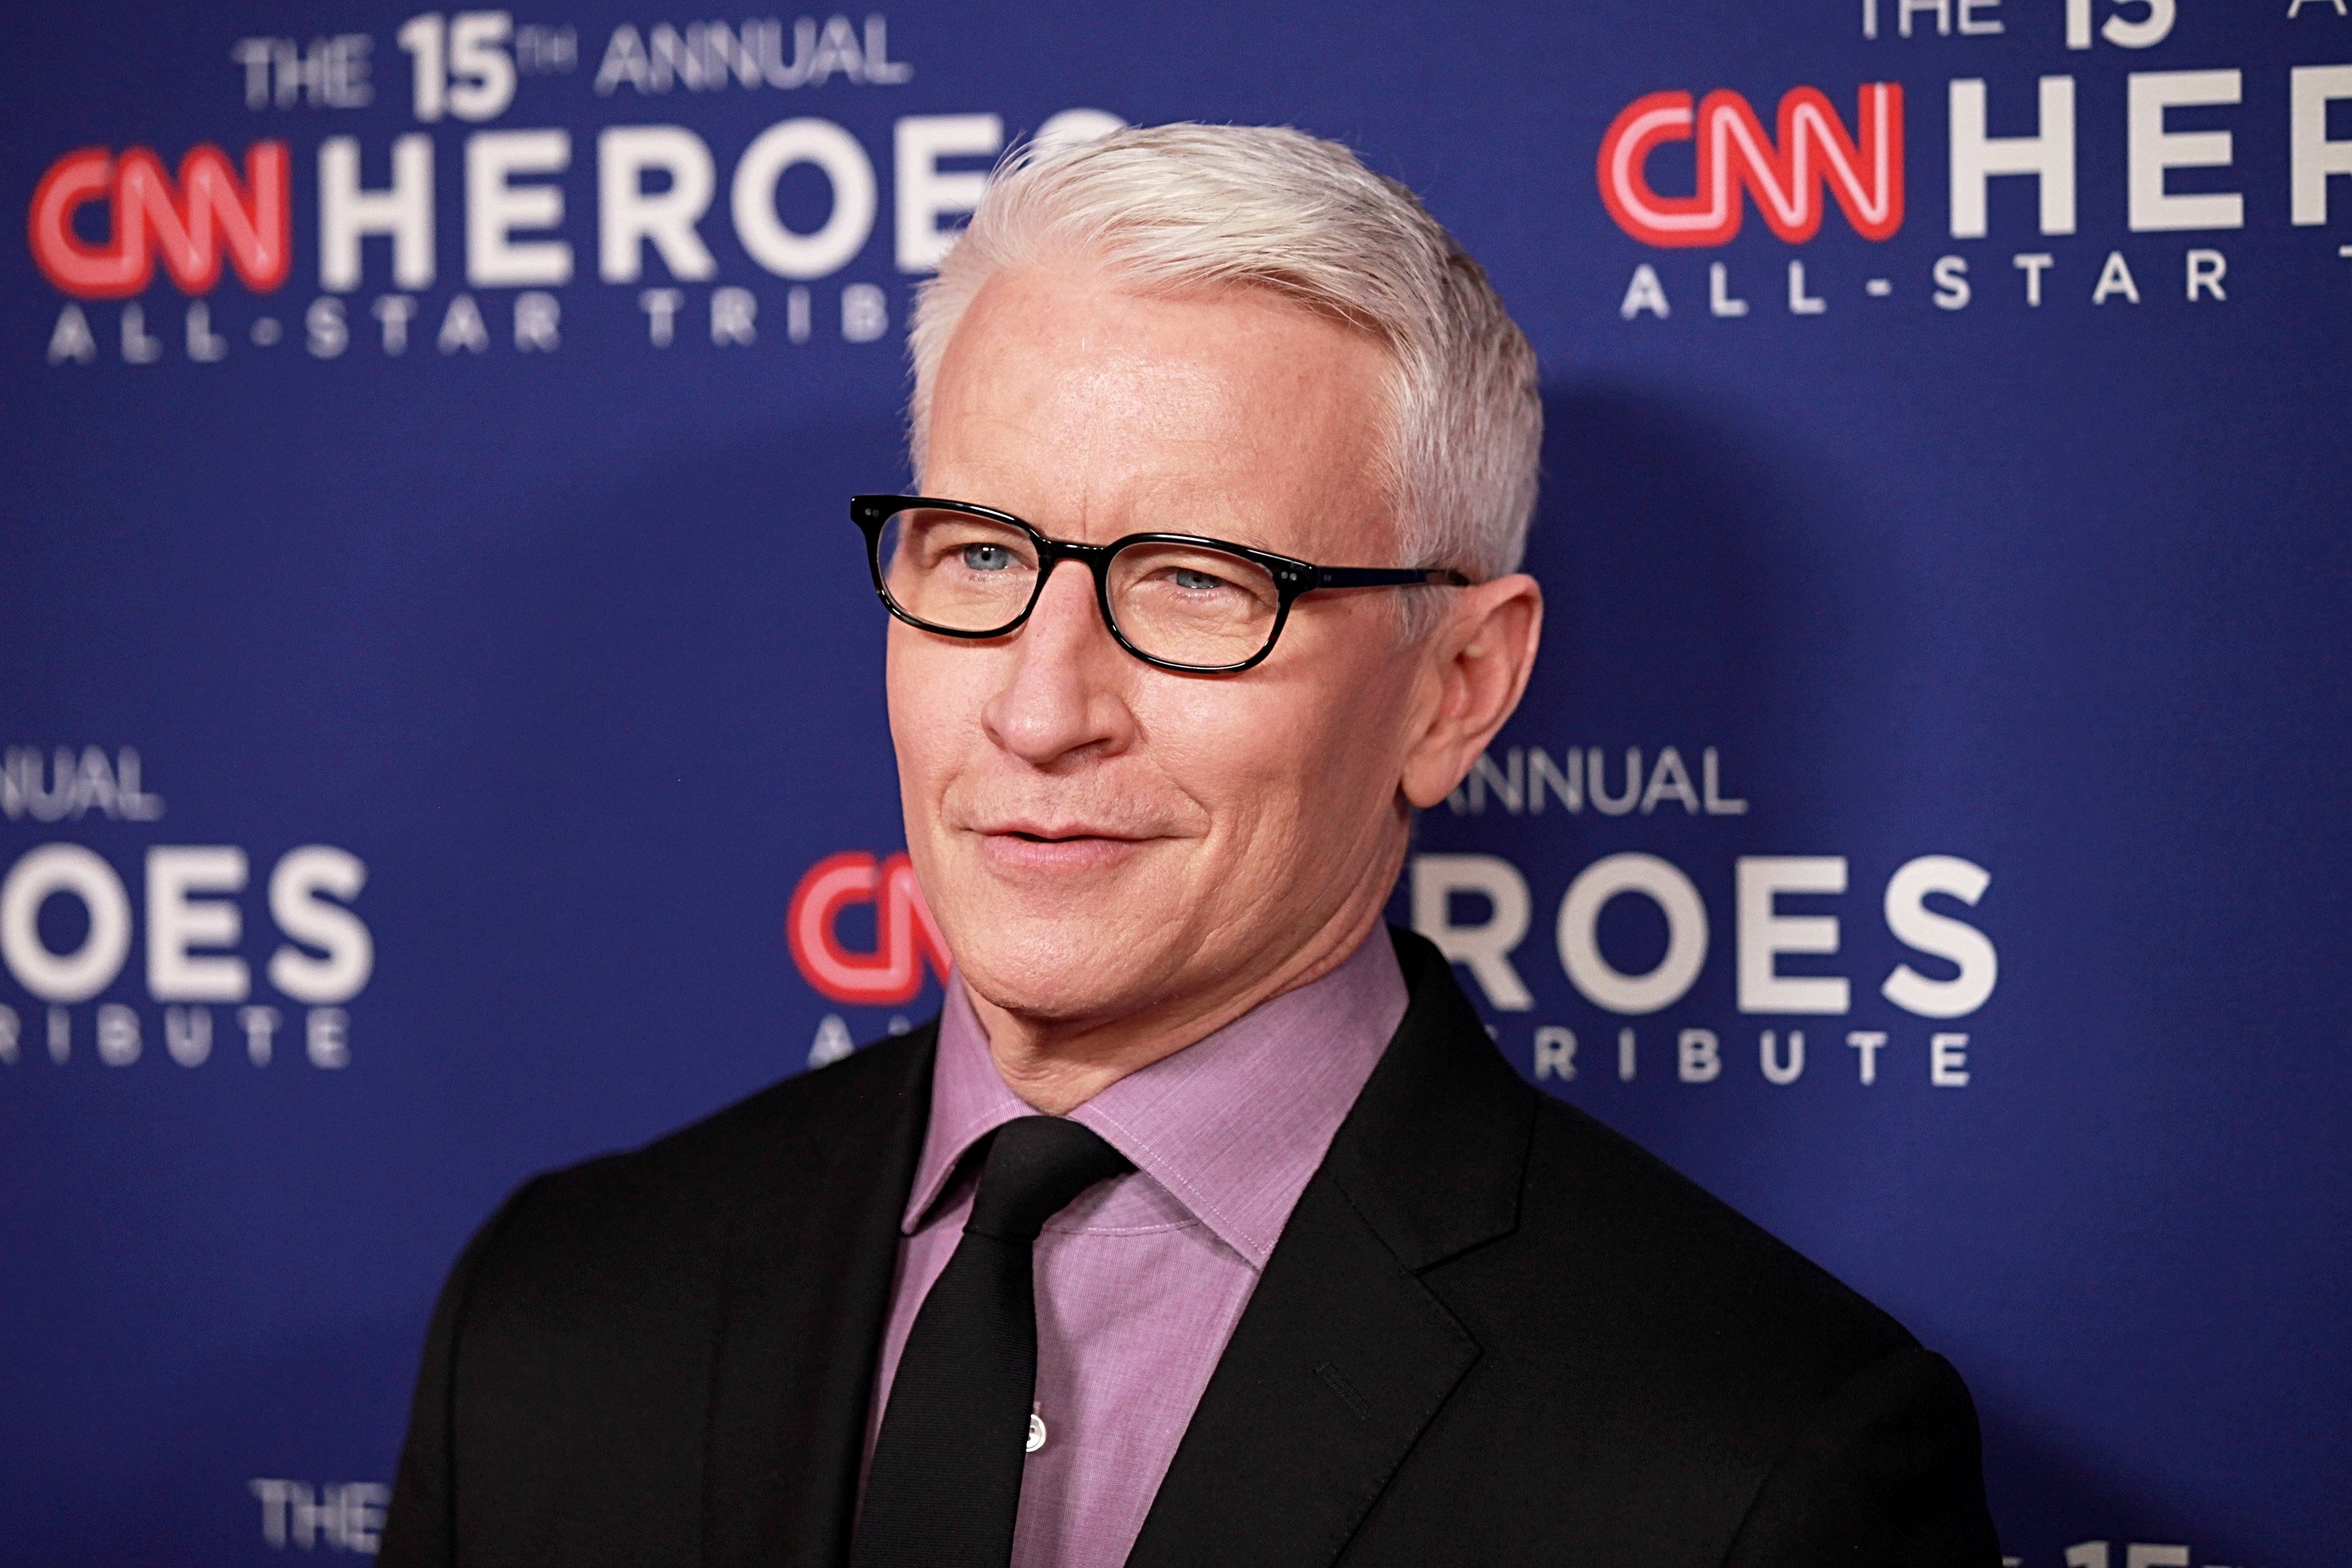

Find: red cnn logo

[787,851,952,1006]
[1598,85,1904,247]
[29,143,291,299]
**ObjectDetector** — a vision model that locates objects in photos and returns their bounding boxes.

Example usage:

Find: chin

[947,905,1173,1024]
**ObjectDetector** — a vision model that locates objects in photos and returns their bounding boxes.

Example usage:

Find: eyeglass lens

[877,508,1283,667]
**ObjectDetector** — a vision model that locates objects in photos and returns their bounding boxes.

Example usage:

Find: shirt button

[1026,1411,1047,1454]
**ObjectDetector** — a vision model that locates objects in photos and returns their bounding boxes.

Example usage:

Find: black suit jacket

[380,929,1999,1567]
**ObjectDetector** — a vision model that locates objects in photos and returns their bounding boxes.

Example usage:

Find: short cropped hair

[906,123,1542,596]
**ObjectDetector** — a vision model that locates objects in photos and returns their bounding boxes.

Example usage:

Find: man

[381,125,1998,1567]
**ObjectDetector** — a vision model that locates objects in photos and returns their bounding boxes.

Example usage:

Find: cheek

[885,630,972,802]
[1246,633,1418,813]
[1140,670,1388,837]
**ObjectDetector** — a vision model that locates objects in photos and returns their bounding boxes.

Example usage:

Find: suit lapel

[1127,931,1536,1567]
[702,1025,936,1568]
[1122,1171,1480,1568]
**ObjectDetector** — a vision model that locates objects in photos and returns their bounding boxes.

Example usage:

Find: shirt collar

[902,931,1408,1272]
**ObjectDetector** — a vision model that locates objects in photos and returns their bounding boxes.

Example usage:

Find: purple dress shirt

[862,931,1408,1568]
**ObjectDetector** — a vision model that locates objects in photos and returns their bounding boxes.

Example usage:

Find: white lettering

[307,1007,351,1068]
[307,296,348,358]
[1788,259,1828,315]
[187,303,228,362]
[1709,261,1750,318]
[319,135,434,291]
[1702,748,1747,814]
[1931,1031,1971,1087]
[2290,66,2352,225]
[47,303,96,365]
[146,846,250,1003]
[1,844,132,1004]
[1411,853,1534,1011]
[1678,1026,1721,1083]
[1640,746,1700,814]
[1736,856,1850,1014]
[267,847,373,1005]
[1933,253,1972,310]
[1900,0,1949,36]
[640,286,683,346]
[372,293,417,354]
[2127,71,2244,233]
[731,118,877,279]
[2014,250,2055,305]
[1621,263,1671,320]
[514,290,561,350]
[895,113,1003,272]
[2092,249,2141,303]
[96,1001,140,1065]
[1558,853,1710,1014]
[598,125,718,283]
[1882,855,1998,1018]
[1848,1029,1888,1085]
[2186,247,2226,301]
[122,303,162,365]
[466,129,574,287]
[1534,1025,1577,1082]
[841,280,889,342]
[438,292,490,353]
[165,1005,213,1066]
[1949,76,2077,238]
[2103,0,2175,48]
[239,1004,281,1065]
[713,284,759,345]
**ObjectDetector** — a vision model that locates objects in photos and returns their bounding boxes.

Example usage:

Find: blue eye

[962,544,1012,572]
[1171,568,1225,592]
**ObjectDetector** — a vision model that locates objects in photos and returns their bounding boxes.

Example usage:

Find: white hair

[906,122,1541,597]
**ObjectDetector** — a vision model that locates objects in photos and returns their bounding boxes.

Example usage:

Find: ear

[1399,573,1544,809]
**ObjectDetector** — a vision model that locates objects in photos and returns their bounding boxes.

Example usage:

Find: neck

[967,882,1396,1116]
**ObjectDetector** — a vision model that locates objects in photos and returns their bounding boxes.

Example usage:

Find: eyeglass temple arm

[1308,566,1472,590]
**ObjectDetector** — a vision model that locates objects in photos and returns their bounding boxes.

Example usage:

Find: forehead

[922,260,1397,557]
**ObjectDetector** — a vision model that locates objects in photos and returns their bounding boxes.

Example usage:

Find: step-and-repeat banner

[4,2,2346,1563]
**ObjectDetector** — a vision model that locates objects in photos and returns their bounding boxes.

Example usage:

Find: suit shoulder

[464,1025,932,1309]
[625,1021,934,1187]
[1543,1100,1910,1345]
[1438,1088,1915,1394]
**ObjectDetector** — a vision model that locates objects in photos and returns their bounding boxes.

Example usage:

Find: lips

[982,818,1145,844]
[969,818,1158,874]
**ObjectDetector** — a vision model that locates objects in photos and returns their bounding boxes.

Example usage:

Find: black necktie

[853,1115,1134,1568]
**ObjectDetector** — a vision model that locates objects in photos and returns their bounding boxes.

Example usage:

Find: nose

[979,557,1137,767]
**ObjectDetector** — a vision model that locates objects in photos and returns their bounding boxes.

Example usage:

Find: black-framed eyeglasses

[852,495,1469,674]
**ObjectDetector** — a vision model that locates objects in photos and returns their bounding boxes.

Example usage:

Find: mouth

[972,821,1155,874]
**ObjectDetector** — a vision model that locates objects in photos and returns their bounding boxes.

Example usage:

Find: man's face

[891,260,1432,1033]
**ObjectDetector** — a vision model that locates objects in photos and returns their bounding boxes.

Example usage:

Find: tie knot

[964,1116,1133,1244]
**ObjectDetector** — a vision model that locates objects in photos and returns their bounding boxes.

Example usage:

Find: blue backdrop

[4,2,2347,1563]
